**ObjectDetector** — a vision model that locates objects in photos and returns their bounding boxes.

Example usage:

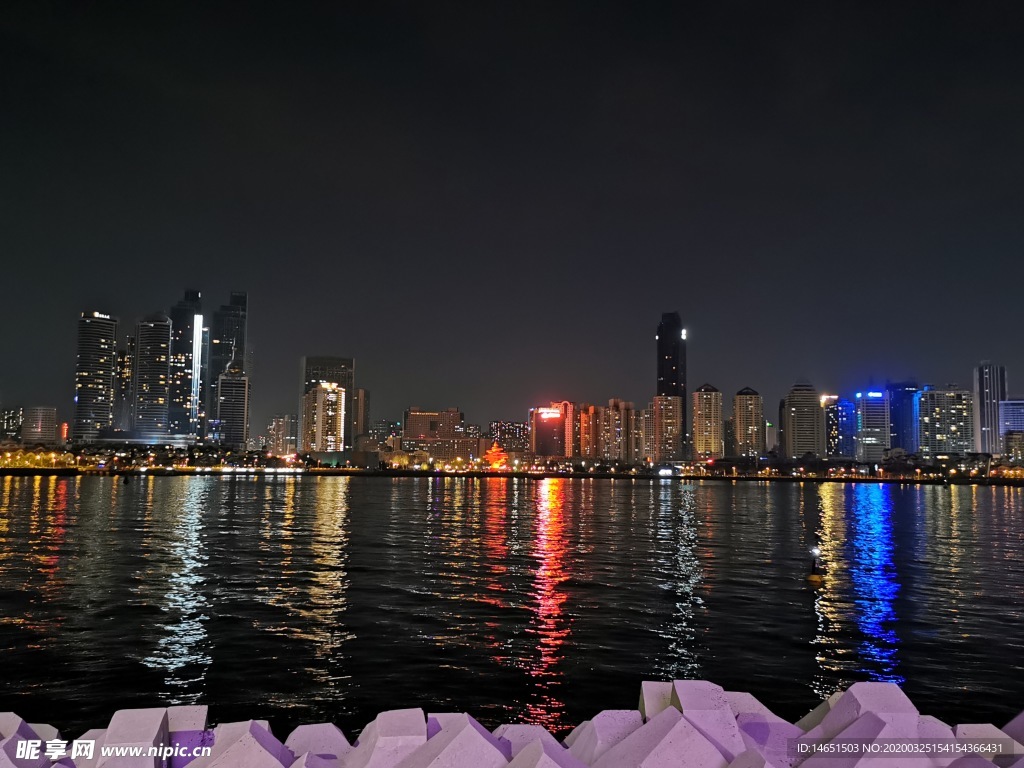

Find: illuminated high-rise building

[133,314,172,441]
[855,391,891,463]
[821,395,856,458]
[886,381,920,453]
[692,384,723,459]
[918,385,974,457]
[215,355,250,451]
[114,337,135,431]
[656,312,687,446]
[1,408,23,440]
[350,388,370,444]
[207,292,248,435]
[999,399,1024,455]
[73,311,118,443]
[22,407,58,446]
[267,414,298,456]
[529,405,565,457]
[579,404,604,459]
[301,356,355,449]
[733,387,764,458]
[782,381,825,459]
[302,383,346,452]
[974,362,1007,454]
[651,395,684,463]
[490,421,529,452]
[602,399,637,464]
[168,289,204,438]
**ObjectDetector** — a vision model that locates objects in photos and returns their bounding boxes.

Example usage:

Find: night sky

[2,2,1023,432]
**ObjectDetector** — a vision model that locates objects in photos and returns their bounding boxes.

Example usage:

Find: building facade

[733,387,764,458]
[974,362,1007,454]
[73,311,118,443]
[782,381,826,459]
[855,391,891,464]
[651,395,684,464]
[692,384,723,459]
[133,314,172,441]
[918,386,974,457]
[302,383,346,452]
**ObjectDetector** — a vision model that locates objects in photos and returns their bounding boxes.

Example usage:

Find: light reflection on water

[0,476,1022,735]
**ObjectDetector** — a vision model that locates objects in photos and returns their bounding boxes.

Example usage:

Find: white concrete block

[507,739,588,768]
[343,708,427,768]
[728,751,779,768]
[168,707,208,733]
[794,692,842,733]
[291,753,340,768]
[953,724,1024,764]
[97,708,169,768]
[423,714,510,760]
[561,722,588,749]
[567,710,643,765]
[286,724,351,761]
[670,681,747,762]
[802,683,919,746]
[491,725,560,758]
[591,706,729,768]
[393,715,508,768]
[639,682,674,722]
[726,693,782,722]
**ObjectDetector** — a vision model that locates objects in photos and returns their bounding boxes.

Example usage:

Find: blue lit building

[822,395,857,458]
[886,381,920,454]
[999,399,1024,455]
[856,391,891,464]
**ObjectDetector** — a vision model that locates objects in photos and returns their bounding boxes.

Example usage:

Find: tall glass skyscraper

[207,292,248,437]
[73,311,118,443]
[133,314,172,440]
[168,289,204,437]
[656,312,686,451]
[974,361,1007,454]
[886,381,920,453]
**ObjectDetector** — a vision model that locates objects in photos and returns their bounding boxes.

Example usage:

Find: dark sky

[2,2,1023,432]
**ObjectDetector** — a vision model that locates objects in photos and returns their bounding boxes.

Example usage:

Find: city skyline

[2,4,1023,431]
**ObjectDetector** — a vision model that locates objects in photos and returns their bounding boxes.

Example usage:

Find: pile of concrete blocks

[2,680,1023,767]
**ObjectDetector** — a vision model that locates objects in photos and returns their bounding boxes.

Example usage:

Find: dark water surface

[1,475,1022,736]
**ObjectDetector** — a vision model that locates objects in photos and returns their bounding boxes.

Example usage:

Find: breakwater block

[507,739,589,768]
[344,708,426,768]
[285,724,352,762]
[639,681,675,722]
[97,708,169,768]
[567,709,643,765]
[671,680,746,762]
[492,725,561,758]
[3,680,1024,767]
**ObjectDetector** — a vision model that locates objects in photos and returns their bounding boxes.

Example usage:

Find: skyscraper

[692,384,723,459]
[974,362,1007,454]
[302,383,346,453]
[301,356,355,449]
[216,355,250,451]
[603,399,637,464]
[733,387,764,458]
[529,406,565,457]
[207,292,248,435]
[73,311,118,443]
[133,314,172,441]
[656,312,686,446]
[114,337,135,431]
[350,388,370,444]
[782,381,826,459]
[168,289,204,437]
[490,421,529,452]
[855,391,891,464]
[22,407,58,446]
[887,381,921,453]
[651,395,685,463]
[999,399,1024,455]
[821,395,856,458]
[918,386,974,457]
[267,414,298,456]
